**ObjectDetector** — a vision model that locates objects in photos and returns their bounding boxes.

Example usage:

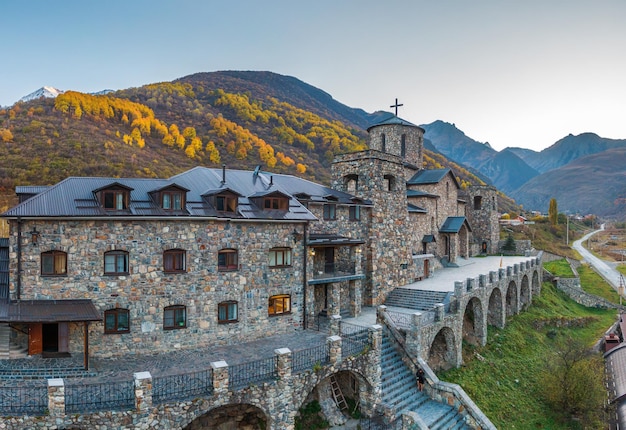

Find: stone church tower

[465,185,499,254]
[331,116,424,305]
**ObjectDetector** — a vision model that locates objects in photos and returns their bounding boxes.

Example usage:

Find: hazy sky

[1,0,625,151]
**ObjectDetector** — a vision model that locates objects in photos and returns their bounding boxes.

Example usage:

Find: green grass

[579,264,622,304]
[543,259,575,277]
[439,282,616,429]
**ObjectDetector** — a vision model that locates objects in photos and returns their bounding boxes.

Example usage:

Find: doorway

[42,323,59,352]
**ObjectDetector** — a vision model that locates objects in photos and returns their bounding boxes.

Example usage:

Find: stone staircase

[384,288,451,311]
[0,324,9,360]
[381,334,469,429]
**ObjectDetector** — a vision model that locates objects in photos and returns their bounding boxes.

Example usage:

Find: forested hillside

[0,71,502,211]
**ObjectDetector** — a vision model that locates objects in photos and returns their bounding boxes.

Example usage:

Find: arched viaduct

[394,256,542,371]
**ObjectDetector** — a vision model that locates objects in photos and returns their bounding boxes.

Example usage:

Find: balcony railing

[311,261,356,280]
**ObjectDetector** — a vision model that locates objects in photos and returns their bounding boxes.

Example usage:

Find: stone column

[329,314,342,337]
[361,324,382,416]
[350,279,362,317]
[467,277,476,292]
[275,348,292,379]
[454,281,464,298]
[47,378,65,418]
[328,335,342,365]
[329,282,340,317]
[376,305,387,325]
[405,312,423,362]
[479,274,486,289]
[211,360,229,394]
[434,303,444,322]
[133,371,152,413]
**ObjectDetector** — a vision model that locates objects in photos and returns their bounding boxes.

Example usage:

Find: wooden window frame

[218,301,238,324]
[216,194,238,213]
[41,250,67,276]
[104,250,129,275]
[218,249,238,272]
[163,249,186,273]
[268,294,291,316]
[263,197,288,211]
[163,305,187,330]
[323,204,336,220]
[162,191,183,211]
[349,205,361,221]
[269,247,292,268]
[104,308,130,334]
[102,190,129,210]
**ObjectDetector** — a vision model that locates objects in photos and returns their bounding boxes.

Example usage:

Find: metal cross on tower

[390,98,403,116]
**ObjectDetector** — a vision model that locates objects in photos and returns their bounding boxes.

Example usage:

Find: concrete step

[384,288,450,311]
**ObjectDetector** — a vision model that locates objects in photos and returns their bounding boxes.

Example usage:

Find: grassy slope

[439,281,616,429]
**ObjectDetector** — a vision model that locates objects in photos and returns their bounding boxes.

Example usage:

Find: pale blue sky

[1,0,625,151]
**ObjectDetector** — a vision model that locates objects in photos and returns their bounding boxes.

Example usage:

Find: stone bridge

[381,254,543,371]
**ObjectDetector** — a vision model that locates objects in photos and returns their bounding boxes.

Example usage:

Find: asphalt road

[572,225,625,291]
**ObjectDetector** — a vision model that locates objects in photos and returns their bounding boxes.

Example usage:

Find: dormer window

[94,183,133,212]
[162,191,183,210]
[103,190,128,210]
[217,194,237,213]
[264,197,288,210]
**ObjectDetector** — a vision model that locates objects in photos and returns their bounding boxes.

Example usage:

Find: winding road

[572,225,624,291]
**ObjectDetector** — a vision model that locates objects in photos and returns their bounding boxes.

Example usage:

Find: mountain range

[0,71,624,220]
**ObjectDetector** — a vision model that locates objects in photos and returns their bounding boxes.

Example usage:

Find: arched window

[164,305,186,330]
[41,250,67,276]
[401,134,406,157]
[104,250,129,275]
[344,174,358,192]
[163,249,186,273]
[104,308,130,334]
[269,295,291,316]
[218,249,238,271]
[218,301,238,323]
[381,134,386,152]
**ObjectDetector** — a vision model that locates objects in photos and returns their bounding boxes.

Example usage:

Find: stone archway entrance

[505,280,518,317]
[487,288,504,328]
[462,297,485,347]
[184,404,269,430]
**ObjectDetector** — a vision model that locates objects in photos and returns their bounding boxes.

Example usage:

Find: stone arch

[505,280,518,317]
[343,174,358,193]
[520,275,531,310]
[532,270,541,296]
[183,403,270,430]
[295,369,373,427]
[487,287,504,328]
[462,296,486,346]
[428,326,457,371]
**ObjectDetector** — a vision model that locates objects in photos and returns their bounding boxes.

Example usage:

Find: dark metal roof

[366,114,422,131]
[606,343,626,427]
[422,234,436,243]
[439,216,472,233]
[407,189,438,198]
[15,186,51,194]
[408,168,453,185]
[408,203,427,213]
[308,234,364,247]
[0,299,102,323]
[2,167,371,221]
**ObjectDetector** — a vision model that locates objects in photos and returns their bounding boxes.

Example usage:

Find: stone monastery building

[0,114,500,362]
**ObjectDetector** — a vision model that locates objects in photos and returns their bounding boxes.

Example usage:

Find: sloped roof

[440,216,472,233]
[2,166,371,222]
[407,189,438,199]
[408,203,427,213]
[366,114,421,131]
[0,299,101,323]
[408,168,452,185]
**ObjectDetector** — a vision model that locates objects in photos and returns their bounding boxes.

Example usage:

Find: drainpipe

[16,218,22,301]
[302,223,308,329]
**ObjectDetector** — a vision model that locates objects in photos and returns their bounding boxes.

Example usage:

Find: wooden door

[424,259,430,278]
[29,324,42,355]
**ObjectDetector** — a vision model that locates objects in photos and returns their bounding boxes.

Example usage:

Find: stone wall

[10,219,307,357]
[464,185,500,255]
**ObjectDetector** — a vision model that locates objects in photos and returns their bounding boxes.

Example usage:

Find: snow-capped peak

[19,86,65,103]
